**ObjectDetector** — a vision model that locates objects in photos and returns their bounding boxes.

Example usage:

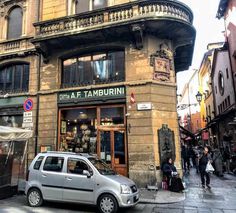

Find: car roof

[37,151,96,159]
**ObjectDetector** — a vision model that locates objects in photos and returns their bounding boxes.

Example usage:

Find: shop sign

[137,102,152,111]
[58,86,125,103]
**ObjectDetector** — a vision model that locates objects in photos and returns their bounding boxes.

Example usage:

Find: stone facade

[0,0,195,187]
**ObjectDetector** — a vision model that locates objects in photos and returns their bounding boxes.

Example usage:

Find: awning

[0,126,33,141]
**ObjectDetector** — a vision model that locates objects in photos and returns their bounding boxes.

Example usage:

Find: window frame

[0,63,29,93]
[61,50,125,88]
[43,156,65,172]
[7,6,23,40]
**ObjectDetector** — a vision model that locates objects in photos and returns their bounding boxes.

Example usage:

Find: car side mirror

[83,170,92,178]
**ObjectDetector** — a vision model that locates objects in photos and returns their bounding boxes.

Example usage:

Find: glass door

[98,129,127,176]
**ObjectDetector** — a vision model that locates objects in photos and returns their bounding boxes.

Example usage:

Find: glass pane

[0,68,6,90]
[7,7,23,39]
[22,64,29,91]
[75,0,90,13]
[93,54,108,81]
[63,59,77,85]
[67,158,89,175]
[14,65,22,90]
[93,0,107,10]
[78,56,92,84]
[60,108,97,154]
[100,131,111,164]
[43,156,64,172]
[108,51,125,81]
[0,115,23,128]
[5,66,13,91]
[101,107,124,125]
[114,131,125,164]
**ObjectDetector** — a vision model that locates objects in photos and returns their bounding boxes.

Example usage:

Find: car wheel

[98,194,118,213]
[27,188,43,207]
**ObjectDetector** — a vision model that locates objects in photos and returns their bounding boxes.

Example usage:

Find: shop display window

[60,108,97,154]
[0,115,23,128]
[100,107,124,125]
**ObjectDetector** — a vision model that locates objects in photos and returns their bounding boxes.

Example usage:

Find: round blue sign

[23,98,33,112]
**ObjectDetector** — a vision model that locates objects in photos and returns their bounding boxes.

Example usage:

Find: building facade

[0,0,195,186]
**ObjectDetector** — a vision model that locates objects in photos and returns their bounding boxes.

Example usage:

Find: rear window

[33,156,44,170]
[43,156,64,172]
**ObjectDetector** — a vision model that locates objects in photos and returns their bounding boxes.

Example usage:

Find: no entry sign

[23,98,33,112]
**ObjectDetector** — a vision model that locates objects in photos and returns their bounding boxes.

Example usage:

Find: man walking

[199,146,212,189]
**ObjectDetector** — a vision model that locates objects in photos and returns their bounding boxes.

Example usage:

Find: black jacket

[199,153,210,172]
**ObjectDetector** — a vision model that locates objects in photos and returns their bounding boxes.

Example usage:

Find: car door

[39,156,65,201]
[63,157,95,203]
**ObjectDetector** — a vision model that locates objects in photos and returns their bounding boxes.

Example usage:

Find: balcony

[33,0,196,72]
[0,37,36,61]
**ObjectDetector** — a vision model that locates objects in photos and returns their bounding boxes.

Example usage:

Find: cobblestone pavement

[0,170,236,213]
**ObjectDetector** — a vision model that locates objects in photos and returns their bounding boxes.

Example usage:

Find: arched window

[0,63,29,92]
[7,7,23,39]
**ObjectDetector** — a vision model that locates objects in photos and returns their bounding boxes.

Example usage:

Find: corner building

[34,0,195,186]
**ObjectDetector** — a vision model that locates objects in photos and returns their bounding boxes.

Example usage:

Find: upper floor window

[218,71,224,96]
[62,51,125,88]
[75,0,107,14]
[7,6,23,39]
[0,63,29,93]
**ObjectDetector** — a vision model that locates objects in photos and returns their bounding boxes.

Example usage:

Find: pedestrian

[181,144,190,173]
[199,146,212,189]
[162,157,184,192]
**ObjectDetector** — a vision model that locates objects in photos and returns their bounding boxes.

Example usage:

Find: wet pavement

[0,170,236,212]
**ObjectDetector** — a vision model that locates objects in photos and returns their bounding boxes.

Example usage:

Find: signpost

[22,98,33,129]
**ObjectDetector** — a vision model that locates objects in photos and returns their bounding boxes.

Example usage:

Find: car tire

[98,194,118,213]
[27,188,43,207]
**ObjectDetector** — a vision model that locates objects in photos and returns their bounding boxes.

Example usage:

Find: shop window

[0,115,23,128]
[0,64,29,93]
[60,108,97,153]
[100,107,124,125]
[62,51,125,88]
[7,6,23,39]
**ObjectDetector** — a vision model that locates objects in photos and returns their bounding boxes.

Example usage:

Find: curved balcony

[33,0,195,72]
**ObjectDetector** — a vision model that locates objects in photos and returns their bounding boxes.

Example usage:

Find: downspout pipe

[35,0,41,156]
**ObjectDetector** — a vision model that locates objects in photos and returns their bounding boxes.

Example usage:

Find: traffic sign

[23,111,32,117]
[22,122,33,128]
[23,98,33,112]
[23,117,33,123]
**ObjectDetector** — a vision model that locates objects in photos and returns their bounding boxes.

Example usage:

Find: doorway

[98,128,127,176]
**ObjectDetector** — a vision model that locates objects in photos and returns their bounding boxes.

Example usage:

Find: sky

[176,0,225,93]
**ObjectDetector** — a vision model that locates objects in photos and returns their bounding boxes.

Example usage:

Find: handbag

[206,161,215,173]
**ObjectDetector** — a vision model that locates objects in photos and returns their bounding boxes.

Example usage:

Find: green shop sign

[58,86,125,103]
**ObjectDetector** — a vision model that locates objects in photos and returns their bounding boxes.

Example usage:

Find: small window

[228,96,231,106]
[33,156,44,170]
[43,156,64,172]
[67,158,89,175]
[215,86,217,94]
[218,71,224,96]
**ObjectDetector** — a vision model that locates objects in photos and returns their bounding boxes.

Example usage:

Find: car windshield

[88,157,116,175]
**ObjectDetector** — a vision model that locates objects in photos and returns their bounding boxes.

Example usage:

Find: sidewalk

[139,170,236,205]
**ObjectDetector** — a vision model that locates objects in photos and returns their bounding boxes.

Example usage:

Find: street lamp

[195,91,203,104]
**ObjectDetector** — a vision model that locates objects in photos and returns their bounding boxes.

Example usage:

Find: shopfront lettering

[58,86,125,103]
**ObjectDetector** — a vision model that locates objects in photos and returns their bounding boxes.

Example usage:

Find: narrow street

[1,171,236,213]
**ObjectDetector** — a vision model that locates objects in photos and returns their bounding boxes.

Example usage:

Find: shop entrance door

[99,129,127,176]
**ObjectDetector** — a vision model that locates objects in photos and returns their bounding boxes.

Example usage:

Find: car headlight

[120,184,132,194]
